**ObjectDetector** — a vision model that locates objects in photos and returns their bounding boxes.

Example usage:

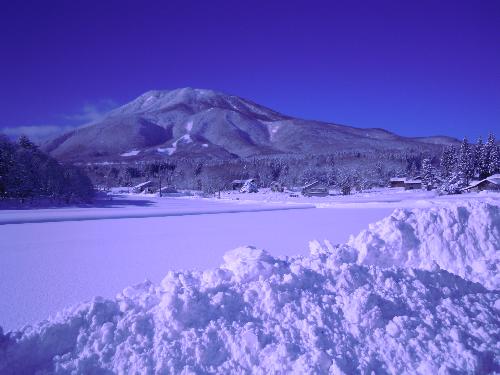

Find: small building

[301,181,329,197]
[232,178,256,190]
[159,186,179,194]
[132,180,153,193]
[404,179,422,190]
[270,181,284,192]
[240,179,258,193]
[389,178,406,188]
[462,174,500,192]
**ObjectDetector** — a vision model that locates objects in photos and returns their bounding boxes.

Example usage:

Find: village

[116,173,500,201]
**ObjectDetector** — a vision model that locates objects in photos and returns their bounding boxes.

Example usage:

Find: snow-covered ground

[0,191,499,373]
[218,187,500,209]
[0,195,393,331]
[0,194,312,225]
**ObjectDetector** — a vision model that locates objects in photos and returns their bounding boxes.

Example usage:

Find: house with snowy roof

[462,174,500,192]
[389,177,406,188]
[270,181,285,192]
[132,180,153,193]
[301,181,329,197]
[404,179,422,190]
[389,177,423,190]
[231,178,256,190]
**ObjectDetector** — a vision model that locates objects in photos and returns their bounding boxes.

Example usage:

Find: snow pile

[348,201,500,289]
[1,203,499,374]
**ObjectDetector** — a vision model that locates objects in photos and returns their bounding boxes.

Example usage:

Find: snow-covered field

[0,195,394,332]
[217,186,500,209]
[0,190,499,373]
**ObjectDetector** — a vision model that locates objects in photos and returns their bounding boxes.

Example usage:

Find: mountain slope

[44,88,457,161]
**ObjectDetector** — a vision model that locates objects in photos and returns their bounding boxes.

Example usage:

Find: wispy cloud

[0,125,76,143]
[1,99,119,143]
[61,99,117,124]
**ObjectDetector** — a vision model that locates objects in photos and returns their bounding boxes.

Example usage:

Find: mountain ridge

[43,87,459,161]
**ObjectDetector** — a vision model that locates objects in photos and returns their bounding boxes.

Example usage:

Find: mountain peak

[106,87,237,117]
[140,87,224,99]
[44,88,456,161]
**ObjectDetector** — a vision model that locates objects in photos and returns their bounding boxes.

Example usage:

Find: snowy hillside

[1,201,498,374]
[43,87,457,161]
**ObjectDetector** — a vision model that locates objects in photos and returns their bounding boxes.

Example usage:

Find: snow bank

[1,202,499,374]
[349,201,500,289]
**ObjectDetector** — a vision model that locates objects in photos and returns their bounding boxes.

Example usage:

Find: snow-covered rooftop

[132,180,152,189]
[232,179,255,184]
[302,180,322,189]
[487,174,500,184]
[464,174,500,189]
[120,150,140,157]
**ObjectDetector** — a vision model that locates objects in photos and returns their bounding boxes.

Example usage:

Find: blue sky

[1,0,499,141]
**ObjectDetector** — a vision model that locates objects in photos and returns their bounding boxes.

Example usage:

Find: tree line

[83,148,431,195]
[420,133,499,193]
[0,135,94,204]
[4,133,496,201]
[84,134,498,196]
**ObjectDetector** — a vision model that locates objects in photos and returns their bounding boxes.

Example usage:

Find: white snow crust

[1,202,499,374]
[349,201,500,289]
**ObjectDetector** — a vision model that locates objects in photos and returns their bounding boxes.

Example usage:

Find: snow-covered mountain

[44,88,458,160]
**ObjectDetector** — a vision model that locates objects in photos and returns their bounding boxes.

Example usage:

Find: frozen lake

[0,195,394,331]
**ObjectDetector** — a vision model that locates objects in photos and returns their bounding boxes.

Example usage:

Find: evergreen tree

[439,169,465,195]
[440,146,456,178]
[0,135,15,197]
[18,134,38,150]
[0,135,94,203]
[421,158,435,190]
[474,137,483,177]
[480,133,496,178]
[489,145,500,175]
[458,138,474,185]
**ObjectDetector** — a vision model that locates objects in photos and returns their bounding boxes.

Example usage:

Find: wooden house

[232,178,256,190]
[389,178,406,188]
[159,186,179,194]
[270,181,285,192]
[462,174,500,192]
[240,179,258,193]
[301,181,329,197]
[132,180,153,193]
[404,179,422,190]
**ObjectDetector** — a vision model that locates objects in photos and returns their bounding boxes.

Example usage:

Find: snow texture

[349,202,500,289]
[158,134,193,155]
[0,197,311,225]
[0,202,499,374]
[0,201,389,332]
[217,186,500,209]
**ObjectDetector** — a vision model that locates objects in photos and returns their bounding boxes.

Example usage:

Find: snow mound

[1,258,499,372]
[348,202,500,289]
[1,202,499,374]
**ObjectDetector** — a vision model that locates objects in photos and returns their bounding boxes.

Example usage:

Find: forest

[0,135,94,204]
[1,133,498,203]
[83,134,498,195]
